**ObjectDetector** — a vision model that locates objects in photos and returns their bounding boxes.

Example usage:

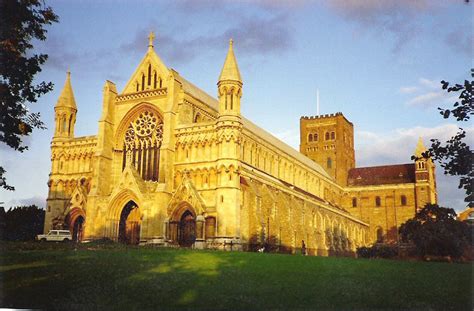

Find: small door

[178,211,196,247]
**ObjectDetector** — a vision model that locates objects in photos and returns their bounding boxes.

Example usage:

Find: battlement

[300,112,343,120]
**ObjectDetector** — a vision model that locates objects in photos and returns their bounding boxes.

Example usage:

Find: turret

[54,71,77,139]
[414,137,437,209]
[214,39,243,249]
[414,137,429,177]
[217,39,242,118]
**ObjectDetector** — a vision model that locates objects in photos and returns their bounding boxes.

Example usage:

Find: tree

[0,0,58,190]
[3,205,45,241]
[399,204,472,258]
[416,70,473,207]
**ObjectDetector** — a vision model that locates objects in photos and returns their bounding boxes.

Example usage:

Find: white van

[37,230,72,242]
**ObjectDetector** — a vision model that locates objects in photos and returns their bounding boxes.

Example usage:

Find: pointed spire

[218,39,242,83]
[148,31,155,49]
[55,70,77,109]
[415,137,427,158]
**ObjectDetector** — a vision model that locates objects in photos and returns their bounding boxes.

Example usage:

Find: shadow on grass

[0,241,472,310]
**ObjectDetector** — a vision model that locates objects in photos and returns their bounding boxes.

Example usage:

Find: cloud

[444,26,472,56]
[5,195,46,210]
[418,78,440,89]
[406,91,445,107]
[119,9,295,65]
[325,0,434,52]
[399,86,418,94]
[401,77,456,108]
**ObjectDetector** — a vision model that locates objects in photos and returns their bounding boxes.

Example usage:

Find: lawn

[0,242,472,310]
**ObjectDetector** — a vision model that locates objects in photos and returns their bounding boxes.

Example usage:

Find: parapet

[300,112,343,120]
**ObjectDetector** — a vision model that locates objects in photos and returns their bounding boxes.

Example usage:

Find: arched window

[352,197,357,207]
[325,132,330,140]
[153,72,157,89]
[147,64,151,86]
[401,195,407,206]
[376,227,383,243]
[68,116,73,135]
[141,74,145,91]
[224,91,228,109]
[159,78,162,88]
[62,115,67,133]
[327,157,332,169]
[230,93,233,109]
[122,110,163,181]
[136,83,139,92]
[375,196,381,207]
[308,134,313,142]
[331,131,335,140]
[194,113,202,123]
[314,133,318,141]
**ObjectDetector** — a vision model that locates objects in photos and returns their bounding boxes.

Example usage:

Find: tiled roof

[348,164,416,186]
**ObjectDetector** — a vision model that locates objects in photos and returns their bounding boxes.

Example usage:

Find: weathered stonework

[44,34,436,255]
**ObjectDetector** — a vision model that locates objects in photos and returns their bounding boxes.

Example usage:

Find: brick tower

[300,112,355,185]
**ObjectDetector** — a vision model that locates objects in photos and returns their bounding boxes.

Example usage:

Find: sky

[1,0,472,212]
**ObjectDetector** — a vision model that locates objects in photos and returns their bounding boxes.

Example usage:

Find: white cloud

[419,78,440,89]
[401,77,457,108]
[406,91,444,107]
[5,196,46,210]
[399,86,418,94]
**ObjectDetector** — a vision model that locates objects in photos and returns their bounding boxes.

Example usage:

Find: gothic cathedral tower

[215,39,243,246]
[300,113,355,186]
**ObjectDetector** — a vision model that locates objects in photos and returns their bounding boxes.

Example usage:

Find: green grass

[0,242,472,310]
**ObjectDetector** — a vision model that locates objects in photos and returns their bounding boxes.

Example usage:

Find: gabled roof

[348,164,416,186]
[121,40,169,94]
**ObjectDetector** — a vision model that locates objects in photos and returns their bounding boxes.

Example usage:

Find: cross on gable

[148,31,155,48]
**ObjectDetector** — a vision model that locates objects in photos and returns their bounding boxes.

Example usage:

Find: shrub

[357,245,398,259]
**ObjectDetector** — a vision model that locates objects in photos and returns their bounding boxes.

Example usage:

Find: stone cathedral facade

[44,34,437,255]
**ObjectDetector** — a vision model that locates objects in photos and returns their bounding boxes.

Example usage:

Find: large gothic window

[122,110,163,181]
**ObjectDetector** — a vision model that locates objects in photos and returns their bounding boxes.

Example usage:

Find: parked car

[37,230,72,242]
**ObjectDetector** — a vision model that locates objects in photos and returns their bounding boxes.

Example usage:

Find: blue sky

[1,0,472,211]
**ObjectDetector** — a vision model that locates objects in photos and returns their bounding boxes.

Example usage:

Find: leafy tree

[0,0,58,190]
[3,205,45,241]
[416,70,473,206]
[399,203,472,258]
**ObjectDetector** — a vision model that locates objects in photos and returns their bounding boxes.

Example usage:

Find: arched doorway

[72,216,85,242]
[178,210,196,247]
[118,201,141,245]
[66,208,86,242]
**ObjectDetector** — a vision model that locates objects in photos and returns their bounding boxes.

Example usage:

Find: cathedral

[44,33,437,255]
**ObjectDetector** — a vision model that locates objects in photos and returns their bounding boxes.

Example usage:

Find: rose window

[122,110,163,181]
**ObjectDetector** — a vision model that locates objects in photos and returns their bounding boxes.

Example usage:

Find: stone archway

[118,200,141,245]
[168,202,205,248]
[66,207,86,242]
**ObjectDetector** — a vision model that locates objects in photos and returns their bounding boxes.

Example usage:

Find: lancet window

[122,110,163,181]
